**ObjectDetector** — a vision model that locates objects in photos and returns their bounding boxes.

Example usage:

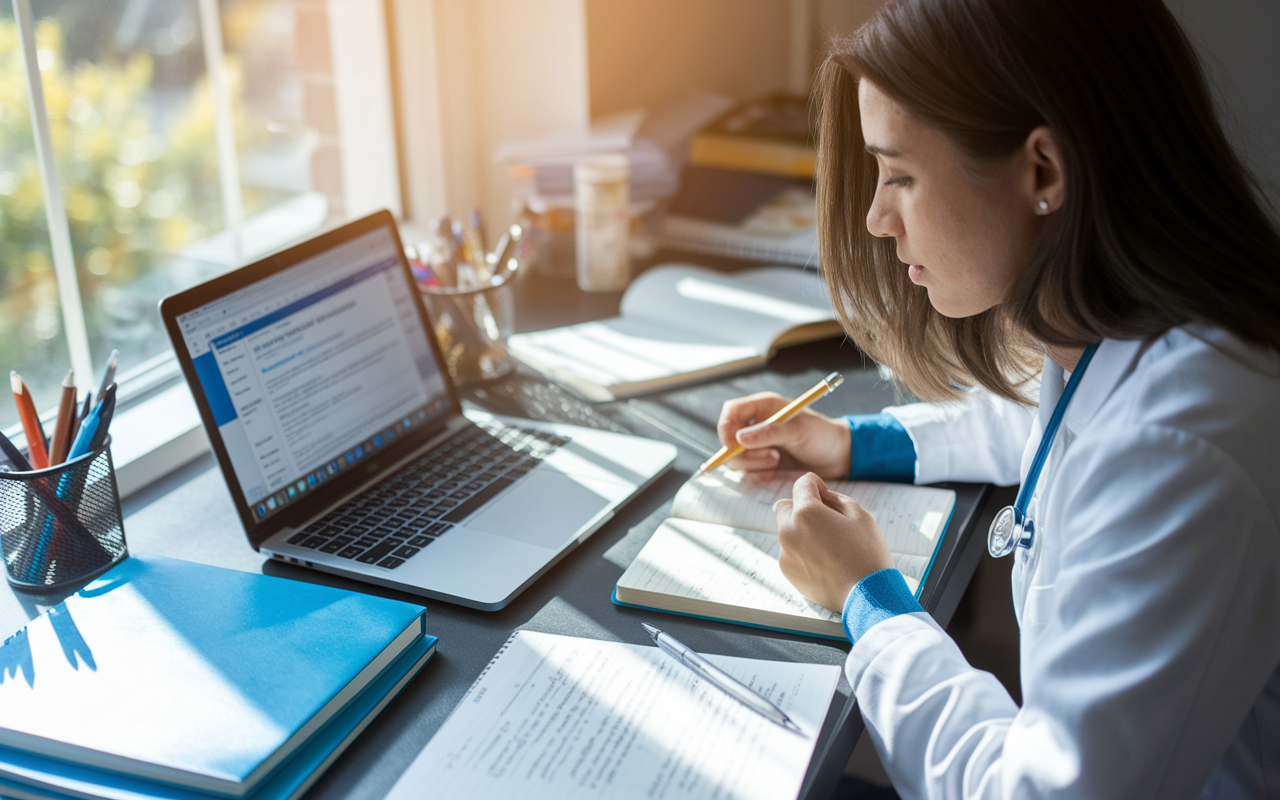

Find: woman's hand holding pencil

[705,372,850,477]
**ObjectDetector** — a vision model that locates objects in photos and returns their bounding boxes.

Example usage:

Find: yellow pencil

[697,371,844,475]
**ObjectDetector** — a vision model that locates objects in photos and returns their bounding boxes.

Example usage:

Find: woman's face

[859,79,1059,318]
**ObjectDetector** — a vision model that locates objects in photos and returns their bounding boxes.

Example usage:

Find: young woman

[715,0,1280,796]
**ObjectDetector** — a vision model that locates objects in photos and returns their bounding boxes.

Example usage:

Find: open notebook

[506,264,840,401]
[614,471,956,639]
[385,631,840,800]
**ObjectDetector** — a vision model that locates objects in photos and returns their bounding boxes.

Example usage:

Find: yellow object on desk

[697,371,843,475]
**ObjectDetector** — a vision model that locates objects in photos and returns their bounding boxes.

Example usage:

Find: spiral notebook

[613,471,956,639]
[385,630,840,800]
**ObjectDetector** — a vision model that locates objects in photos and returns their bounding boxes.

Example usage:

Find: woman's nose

[866,192,902,239]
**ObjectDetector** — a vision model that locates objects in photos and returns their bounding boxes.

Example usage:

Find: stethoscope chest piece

[988,505,1030,558]
[986,342,1100,559]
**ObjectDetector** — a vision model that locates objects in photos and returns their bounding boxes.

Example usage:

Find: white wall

[586,0,796,117]
[393,0,590,232]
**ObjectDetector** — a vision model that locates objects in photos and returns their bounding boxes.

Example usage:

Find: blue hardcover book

[0,634,437,800]
[0,556,427,797]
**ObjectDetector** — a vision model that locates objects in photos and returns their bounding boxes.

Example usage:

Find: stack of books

[493,91,735,204]
[687,93,815,179]
[0,556,437,800]
[660,94,818,267]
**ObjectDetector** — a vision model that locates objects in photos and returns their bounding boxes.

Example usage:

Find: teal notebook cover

[0,556,426,797]
[610,588,849,642]
[0,633,437,800]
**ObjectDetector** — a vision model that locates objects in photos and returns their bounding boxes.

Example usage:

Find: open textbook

[385,631,840,800]
[506,264,840,402]
[614,471,956,639]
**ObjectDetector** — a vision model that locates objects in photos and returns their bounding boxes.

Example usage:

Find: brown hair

[815,0,1280,403]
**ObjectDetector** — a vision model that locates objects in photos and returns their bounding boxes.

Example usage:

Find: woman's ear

[1025,125,1066,215]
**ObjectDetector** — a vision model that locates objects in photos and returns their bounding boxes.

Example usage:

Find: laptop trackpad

[465,471,611,549]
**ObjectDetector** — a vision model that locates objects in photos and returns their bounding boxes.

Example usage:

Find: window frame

[4,0,415,497]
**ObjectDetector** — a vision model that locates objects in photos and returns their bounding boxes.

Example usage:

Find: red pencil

[11,371,49,470]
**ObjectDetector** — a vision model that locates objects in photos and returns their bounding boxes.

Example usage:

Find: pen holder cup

[0,437,127,592]
[420,271,516,387]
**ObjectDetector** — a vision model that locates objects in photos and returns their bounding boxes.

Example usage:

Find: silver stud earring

[1037,199,1050,213]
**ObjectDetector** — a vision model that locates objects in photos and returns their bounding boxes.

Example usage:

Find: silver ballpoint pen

[642,623,803,734]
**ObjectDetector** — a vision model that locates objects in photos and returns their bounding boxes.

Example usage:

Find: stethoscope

[988,343,1100,558]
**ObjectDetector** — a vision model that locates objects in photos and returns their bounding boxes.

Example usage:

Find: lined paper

[671,471,955,560]
[386,632,840,800]
[618,519,845,635]
[614,473,955,633]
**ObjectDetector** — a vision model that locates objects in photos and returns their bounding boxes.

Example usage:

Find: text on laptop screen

[175,226,450,522]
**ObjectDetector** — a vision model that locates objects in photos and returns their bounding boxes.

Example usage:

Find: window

[0,0,400,437]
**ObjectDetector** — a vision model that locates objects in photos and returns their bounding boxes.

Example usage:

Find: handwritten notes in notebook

[614,471,956,638]
[386,631,840,800]
[619,519,846,637]
[672,470,953,563]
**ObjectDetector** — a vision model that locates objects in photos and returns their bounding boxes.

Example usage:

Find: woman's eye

[883,176,912,187]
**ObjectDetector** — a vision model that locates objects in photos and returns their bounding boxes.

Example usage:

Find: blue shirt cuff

[844,413,916,482]
[841,568,924,644]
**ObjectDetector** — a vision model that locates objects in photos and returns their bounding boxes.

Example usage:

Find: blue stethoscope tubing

[988,343,1100,558]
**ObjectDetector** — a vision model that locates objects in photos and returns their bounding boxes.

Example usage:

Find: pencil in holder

[0,436,127,592]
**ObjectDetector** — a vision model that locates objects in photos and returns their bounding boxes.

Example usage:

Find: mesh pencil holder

[0,437,127,592]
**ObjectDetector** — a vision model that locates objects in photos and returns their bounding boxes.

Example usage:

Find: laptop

[160,210,676,610]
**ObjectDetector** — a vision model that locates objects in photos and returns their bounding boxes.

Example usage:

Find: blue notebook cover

[0,633,437,800]
[0,556,426,797]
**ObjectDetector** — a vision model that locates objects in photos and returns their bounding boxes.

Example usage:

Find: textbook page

[386,631,840,800]
[617,265,833,354]
[506,317,763,396]
[672,471,955,581]
[617,519,846,635]
[506,265,837,400]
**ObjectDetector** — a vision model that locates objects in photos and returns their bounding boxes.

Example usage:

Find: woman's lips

[908,264,924,283]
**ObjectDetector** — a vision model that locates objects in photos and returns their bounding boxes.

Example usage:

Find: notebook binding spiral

[460,631,521,703]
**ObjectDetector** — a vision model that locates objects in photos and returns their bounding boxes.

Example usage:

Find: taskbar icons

[253,403,443,523]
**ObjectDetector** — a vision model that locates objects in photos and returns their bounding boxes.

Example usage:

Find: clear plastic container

[574,155,631,292]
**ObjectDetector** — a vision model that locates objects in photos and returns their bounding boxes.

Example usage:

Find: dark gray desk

[0,271,992,800]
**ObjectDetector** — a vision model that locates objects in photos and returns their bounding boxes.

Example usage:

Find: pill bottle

[573,155,630,292]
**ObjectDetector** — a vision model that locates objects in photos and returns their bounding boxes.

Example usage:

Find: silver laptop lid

[161,210,460,546]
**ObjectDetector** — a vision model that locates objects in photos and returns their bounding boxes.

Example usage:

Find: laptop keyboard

[284,422,568,569]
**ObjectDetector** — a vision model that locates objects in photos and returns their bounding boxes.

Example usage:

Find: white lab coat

[850,325,1280,799]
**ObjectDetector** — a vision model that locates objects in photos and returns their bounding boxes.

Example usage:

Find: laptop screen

[173,224,450,524]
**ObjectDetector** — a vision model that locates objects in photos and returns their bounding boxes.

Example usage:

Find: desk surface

[0,270,992,800]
